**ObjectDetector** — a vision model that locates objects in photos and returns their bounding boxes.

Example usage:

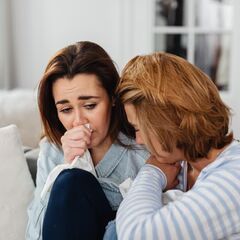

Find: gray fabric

[24,148,39,186]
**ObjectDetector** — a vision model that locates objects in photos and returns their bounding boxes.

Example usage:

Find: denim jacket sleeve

[25,139,63,240]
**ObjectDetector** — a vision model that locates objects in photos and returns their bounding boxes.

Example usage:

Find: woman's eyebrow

[55,99,69,105]
[78,95,100,100]
[55,96,100,105]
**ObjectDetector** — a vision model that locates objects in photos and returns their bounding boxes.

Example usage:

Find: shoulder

[117,132,150,161]
[195,142,240,202]
[39,137,62,156]
[111,133,150,176]
[38,137,64,170]
[201,141,240,178]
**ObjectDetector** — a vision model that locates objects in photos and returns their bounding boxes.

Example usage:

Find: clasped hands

[147,156,182,190]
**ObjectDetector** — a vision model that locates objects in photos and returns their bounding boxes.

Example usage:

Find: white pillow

[0,125,35,240]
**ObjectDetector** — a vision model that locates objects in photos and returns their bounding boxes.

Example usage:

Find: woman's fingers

[64,147,86,163]
[61,135,90,147]
[61,125,92,163]
[63,125,92,140]
[147,155,182,190]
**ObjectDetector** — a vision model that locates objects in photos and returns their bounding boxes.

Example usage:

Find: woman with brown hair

[26,41,149,240]
[116,52,240,239]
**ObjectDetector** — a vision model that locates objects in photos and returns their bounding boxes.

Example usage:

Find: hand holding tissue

[41,124,96,199]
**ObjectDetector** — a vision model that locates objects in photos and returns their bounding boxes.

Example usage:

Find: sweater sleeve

[116,163,240,240]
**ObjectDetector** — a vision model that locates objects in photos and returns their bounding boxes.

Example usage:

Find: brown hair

[38,41,134,147]
[117,52,233,161]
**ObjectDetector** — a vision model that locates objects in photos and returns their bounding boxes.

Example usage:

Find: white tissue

[119,178,133,198]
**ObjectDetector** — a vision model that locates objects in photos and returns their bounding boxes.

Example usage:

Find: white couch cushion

[0,125,35,240]
[0,89,42,148]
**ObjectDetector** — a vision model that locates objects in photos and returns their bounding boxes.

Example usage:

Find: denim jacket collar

[95,143,126,178]
[95,133,131,178]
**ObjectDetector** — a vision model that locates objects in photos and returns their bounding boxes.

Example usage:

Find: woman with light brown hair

[116,52,240,239]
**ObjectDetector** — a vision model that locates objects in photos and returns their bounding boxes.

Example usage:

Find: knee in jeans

[53,168,96,192]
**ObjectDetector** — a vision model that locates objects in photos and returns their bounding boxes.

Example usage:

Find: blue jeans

[42,169,116,240]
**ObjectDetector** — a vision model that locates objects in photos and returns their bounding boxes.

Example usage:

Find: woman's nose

[72,110,87,127]
[135,131,144,145]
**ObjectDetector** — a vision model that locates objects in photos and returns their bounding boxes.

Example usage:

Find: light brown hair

[38,41,134,147]
[117,52,233,161]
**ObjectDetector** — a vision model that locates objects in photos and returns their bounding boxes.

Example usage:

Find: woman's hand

[147,156,181,190]
[61,125,92,163]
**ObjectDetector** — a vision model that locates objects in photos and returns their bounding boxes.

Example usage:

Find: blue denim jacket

[26,133,150,240]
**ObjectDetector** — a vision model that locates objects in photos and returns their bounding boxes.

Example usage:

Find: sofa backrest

[0,89,42,148]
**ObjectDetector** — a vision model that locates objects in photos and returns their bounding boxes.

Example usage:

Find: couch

[0,89,42,240]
